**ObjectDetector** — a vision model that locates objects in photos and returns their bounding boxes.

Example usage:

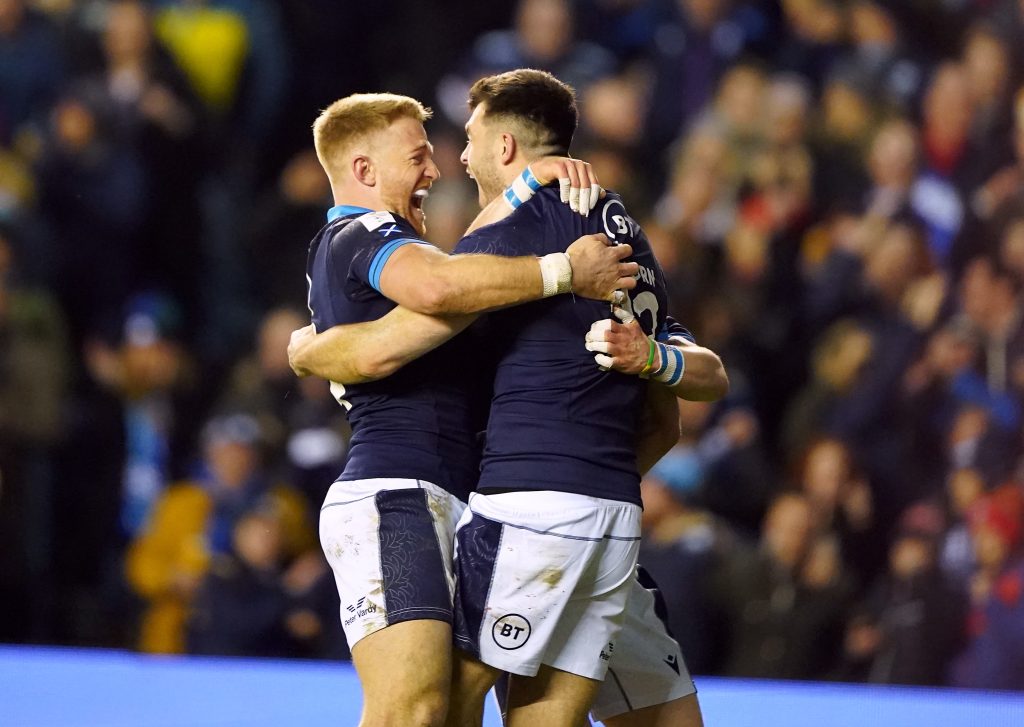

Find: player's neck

[499,156,540,190]
[331,182,382,213]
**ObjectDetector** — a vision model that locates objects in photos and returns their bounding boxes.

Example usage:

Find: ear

[352,155,375,187]
[498,132,517,165]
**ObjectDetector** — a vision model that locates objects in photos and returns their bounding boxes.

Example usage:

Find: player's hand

[585,317,656,374]
[566,233,638,301]
[288,324,316,377]
[531,157,604,215]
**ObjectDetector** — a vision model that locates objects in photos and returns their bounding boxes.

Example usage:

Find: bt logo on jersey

[492,614,532,650]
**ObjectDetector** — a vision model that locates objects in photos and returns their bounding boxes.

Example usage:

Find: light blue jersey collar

[327,204,372,222]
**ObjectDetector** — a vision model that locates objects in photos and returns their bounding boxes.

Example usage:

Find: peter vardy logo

[492,614,532,650]
[599,642,615,661]
[343,597,377,626]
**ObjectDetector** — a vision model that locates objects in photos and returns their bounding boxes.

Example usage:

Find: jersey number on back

[600,198,659,336]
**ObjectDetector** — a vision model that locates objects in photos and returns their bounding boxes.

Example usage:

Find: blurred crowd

[2,0,1024,691]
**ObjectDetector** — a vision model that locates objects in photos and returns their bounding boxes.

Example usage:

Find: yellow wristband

[639,337,656,378]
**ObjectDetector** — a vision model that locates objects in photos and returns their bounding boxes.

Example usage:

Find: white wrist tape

[503,166,543,209]
[649,341,686,386]
[540,252,572,297]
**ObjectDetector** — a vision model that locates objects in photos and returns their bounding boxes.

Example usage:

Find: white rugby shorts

[319,478,465,649]
[452,490,641,680]
[590,566,698,720]
[491,566,697,722]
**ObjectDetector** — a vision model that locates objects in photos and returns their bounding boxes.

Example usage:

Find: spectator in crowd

[782,318,874,457]
[82,293,195,538]
[967,86,1024,272]
[837,0,923,114]
[773,0,846,91]
[951,484,1024,690]
[712,491,853,679]
[694,400,775,537]
[218,307,348,510]
[838,502,967,686]
[959,255,1024,404]
[149,0,287,149]
[902,319,990,491]
[0,230,69,641]
[637,406,738,675]
[187,506,335,659]
[961,23,1015,179]
[998,216,1024,287]
[793,437,883,588]
[0,0,65,145]
[245,150,330,311]
[436,0,617,124]
[125,413,314,654]
[36,86,149,344]
[88,0,206,323]
[148,0,290,361]
[643,0,754,155]
[808,71,875,210]
[940,467,987,591]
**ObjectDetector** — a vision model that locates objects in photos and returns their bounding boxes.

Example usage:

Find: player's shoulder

[323,210,423,268]
[592,190,640,242]
[456,197,548,254]
[327,210,423,250]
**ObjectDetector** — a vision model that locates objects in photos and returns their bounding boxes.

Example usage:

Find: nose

[426,158,440,181]
[460,144,469,166]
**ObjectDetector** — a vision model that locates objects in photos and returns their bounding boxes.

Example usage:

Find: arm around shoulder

[376,242,544,316]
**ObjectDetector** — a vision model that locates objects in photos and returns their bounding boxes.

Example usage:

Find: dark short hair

[468,69,578,153]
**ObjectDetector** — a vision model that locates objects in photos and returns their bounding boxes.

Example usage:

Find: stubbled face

[371,116,439,235]
[461,103,506,209]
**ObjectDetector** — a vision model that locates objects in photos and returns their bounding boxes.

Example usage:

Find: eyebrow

[410,141,432,156]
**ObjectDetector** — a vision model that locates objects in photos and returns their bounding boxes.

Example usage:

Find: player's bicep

[298,308,470,384]
[374,241,453,314]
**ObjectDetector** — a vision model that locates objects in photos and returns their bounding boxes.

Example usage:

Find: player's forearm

[585,319,730,402]
[663,343,729,402]
[290,309,473,384]
[636,384,681,476]
[413,253,555,315]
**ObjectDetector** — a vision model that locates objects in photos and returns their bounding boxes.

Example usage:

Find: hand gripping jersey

[455,188,682,506]
[305,205,485,502]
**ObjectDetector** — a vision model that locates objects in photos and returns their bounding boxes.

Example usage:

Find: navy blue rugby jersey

[454,187,682,506]
[305,204,487,502]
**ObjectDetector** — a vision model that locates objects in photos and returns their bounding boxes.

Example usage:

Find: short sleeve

[339,211,433,293]
[657,315,696,345]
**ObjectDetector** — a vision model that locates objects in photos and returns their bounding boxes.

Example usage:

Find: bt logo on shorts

[492,614,532,650]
